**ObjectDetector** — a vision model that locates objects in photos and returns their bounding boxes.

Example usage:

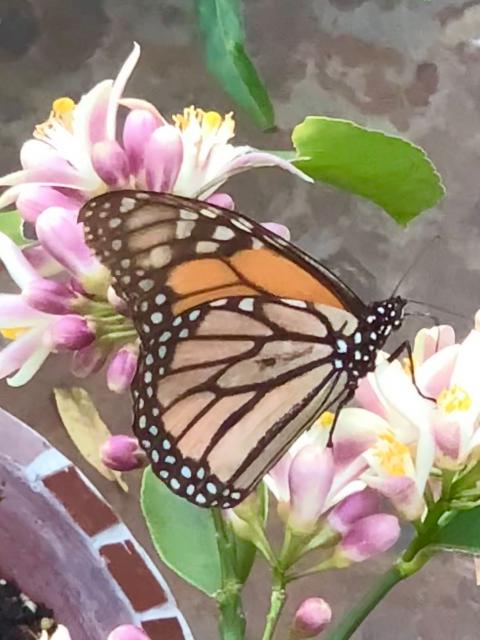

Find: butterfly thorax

[332,295,406,389]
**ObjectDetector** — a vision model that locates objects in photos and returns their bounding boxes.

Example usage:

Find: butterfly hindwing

[132,295,356,507]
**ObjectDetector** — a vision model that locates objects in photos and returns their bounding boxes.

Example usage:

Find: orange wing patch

[229,248,346,310]
[168,249,347,316]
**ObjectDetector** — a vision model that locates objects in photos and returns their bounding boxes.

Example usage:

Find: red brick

[142,618,185,640]
[43,466,118,536]
[100,540,167,611]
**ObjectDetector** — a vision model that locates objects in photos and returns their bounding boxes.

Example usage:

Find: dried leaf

[53,387,128,492]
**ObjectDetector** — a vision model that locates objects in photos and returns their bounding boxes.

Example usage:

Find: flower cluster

[0,44,305,387]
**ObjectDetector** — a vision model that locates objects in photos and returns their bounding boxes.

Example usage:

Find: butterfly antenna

[407,300,468,321]
[390,235,442,297]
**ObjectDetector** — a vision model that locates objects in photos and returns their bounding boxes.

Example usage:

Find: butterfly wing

[79,191,363,506]
[80,191,366,342]
[133,295,356,507]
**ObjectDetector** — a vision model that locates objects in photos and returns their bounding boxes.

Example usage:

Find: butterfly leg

[388,340,435,403]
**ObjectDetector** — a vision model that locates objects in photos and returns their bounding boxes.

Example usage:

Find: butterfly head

[366,296,406,341]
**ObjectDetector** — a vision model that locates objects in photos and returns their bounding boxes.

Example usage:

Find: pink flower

[0,232,94,386]
[101,435,146,471]
[107,626,150,640]
[107,344,139,393]
[292,597,332,638]
[0,45,311,222]
[335,513,400,563]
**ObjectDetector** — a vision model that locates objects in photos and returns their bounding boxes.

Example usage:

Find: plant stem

[212,509,246,640]
[324,566,405,640]
[261,569,287,640]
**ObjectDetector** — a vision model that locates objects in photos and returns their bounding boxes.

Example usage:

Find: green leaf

[431,507,480,553]
[195,0,275,130]
[234,483,269,584]
[292,116,445,225]
[141,467,221,596]
[0,211,27,246]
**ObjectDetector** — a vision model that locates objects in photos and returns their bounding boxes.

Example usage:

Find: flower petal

[288,445,335,534]
[36,207,99,277]
[106,43,141,141]
[123,109,160,175]
[91,140,130,187]
[16,185,81,223]
[144,125,183,192]
[0,325,49,382]
[74,78,113,149]
[416,344,460,399]
[0,232,38,288]
[195,149,313,197]
[262,222,291,241]
[120,98,166,124]
[413,324,456,364]
[0,294,48,327]
[206,193,234,210]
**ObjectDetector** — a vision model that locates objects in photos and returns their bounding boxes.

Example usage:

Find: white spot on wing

[213,226,235,241]
[176,220,195,239]
[196,241,219,254]
[120,197,136,213]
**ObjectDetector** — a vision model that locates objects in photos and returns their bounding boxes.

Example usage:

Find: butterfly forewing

[80,191,365,342]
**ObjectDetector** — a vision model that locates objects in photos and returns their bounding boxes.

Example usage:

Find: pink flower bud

[107,345,139,393]
[262,222,291,241]
[36,207,100,278]
[16,185,81,223]
[144,125,183,192]
[328,489,380,535]
[287,446,334,535]
[107,625,150,640]
[292,598,332,638]
[107,285,128,312]
[23,278,73,315]
[337,514,400,563]
[206,193,234,210]
[101,435,146,471]
[71,343,106,377]
[92,140,130,187]
[47,315,95,351]
[123,109,160,175]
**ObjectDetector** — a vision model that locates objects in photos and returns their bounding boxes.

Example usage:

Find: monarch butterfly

[80,192,406,508]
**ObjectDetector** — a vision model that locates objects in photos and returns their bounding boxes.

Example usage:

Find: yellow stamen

[437,385,472,413]
[172,105,235,138]
[34,96,75,138]
[1,327,28,341]
[402,355,418,379]
[317,411,335,430]
[373,431,410,476]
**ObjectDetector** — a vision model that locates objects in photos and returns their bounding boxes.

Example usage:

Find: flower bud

[335,513,400,563]
[17,185,81,224]
[71,343,105,377]
[107,625,150,640]
[101,435,146,471]
[262,222,291,241]
[328,489,380,535]
[144,125,183,192]
[47,315,95,351]
[107,285,128,312]
[287,446,334,535]
[123,109,160,174]
[92,140,130,187]
[223,509,255,542]
[232,491,259,523]
[23,278,73,315]
[107,345,139,393]
[291,597,332,638]
[206,193,234,210]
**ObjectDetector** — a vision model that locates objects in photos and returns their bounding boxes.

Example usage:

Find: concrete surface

[1,0,480,638]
